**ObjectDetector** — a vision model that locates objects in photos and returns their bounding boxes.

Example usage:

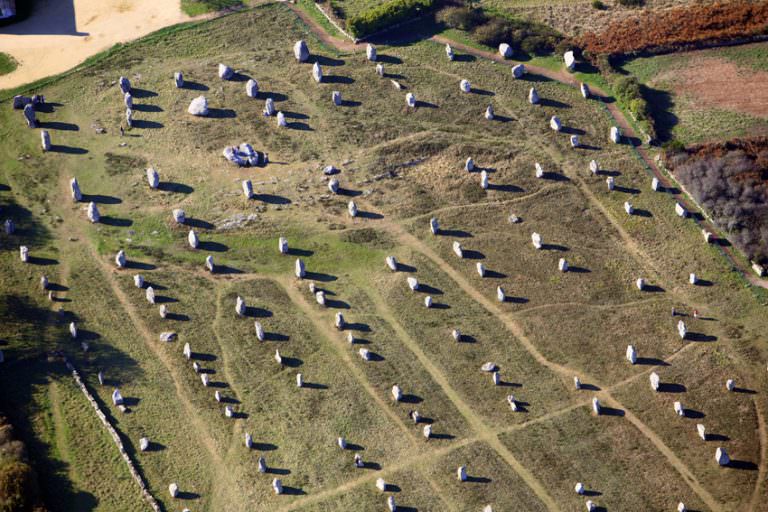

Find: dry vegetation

[577,0,768,56]
[0,3,766,512]
[666,137,768,264]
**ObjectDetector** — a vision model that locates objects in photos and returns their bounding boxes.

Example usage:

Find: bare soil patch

[671,58,768,118]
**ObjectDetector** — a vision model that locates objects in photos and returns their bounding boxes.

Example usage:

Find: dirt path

[282,1,360,53]
[751,402,768,510]
[366,287,561,512]
[275,275,418,444]
[380,221,724,511]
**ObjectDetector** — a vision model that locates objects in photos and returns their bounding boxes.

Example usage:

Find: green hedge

[346,0,435,38]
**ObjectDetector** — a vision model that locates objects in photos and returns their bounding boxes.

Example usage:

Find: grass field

[0,3,766,511]
[621,41,768,145]
[181,0,244,16]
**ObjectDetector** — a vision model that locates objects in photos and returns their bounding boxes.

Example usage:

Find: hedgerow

[346,0,435,38]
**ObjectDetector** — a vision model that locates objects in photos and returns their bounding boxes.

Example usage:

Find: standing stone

[168,483,178,498]
[366,44,377,62]
[272,478,283,495]
[206,255,215,273]
[606,177,615,191]
[480,170,489,190]
[254,321,265,341]
[610,126,621,144]
[626,345,637,364]
[235,296,246,316]
[387,495,396,512]
[535,162,545,179]
[580,82,590,99]
[328,178,340,194]
[296,373,303,388]
[146,167,159,189]
[242,180,254,199]
[590,160,599,174]
[570,135,580,148]
[574,376,581,389]
[675,202,688,217]
[294,40,310,62]
[332,91,342,106]
[140,437,150,451]
[295,258,306,279]
[70,178,82,201]
[246,79,259,98]
[115,250,126,268]
[531,232,542,249]
[146,286,156,304]
[40,130,51,151]
[187,230,199,249]
[276,111,287,127]
[188,96,209,116]
[446,44,454,61]
[477,262,485,277]
[172,208,185,224]
[376,64,385,77]
[550,116,562,132]
[559,258,568,272]
[174,72,184,88]
[391,385,402,401]
[19,246,29,263]
[407,277,419,291]
[23,104,36,127]
[406,93,416,108]
[258,456,267,473]
[312,62,323,83]
[457,466,467,481]
[592,397,601,415]
[348,201,358,218]
[87,202,100,223]
[430,217,439,235]
[118,76,131,94]
[512,64,526,78]
[715,447,730,466]
[651,177,660,191]
[484,104,494,120]
[460,79,471,93]
[498,43,513,58]
[218,64,234,80]
[183,342,192,359]
[528,87,539,105]
[497,286,506,302]
[385,255,398,271]
[697,423,706,441]
[264,98,276,116]
[674,401,684,416]
[564,50,576,71]
[69,322,78,339]
[453,241,464,258]
[124,92,133,109]
[650,372,660,391]
[125,108,133,128]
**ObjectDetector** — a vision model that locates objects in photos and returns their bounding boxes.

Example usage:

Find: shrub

[0,461,40,512]
[346,0,435,38]
[473,18,511,47]
[437,6,487,30]
[592,0,606,9]
[471,14,562,54]
[667,138,768,263]
[613,75,642,103]
[617,0,644,6]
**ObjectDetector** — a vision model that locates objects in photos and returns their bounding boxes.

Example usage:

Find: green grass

[297,0,346,38]
[0,52,17,76]
[621,41,768,144]
[0,2,767,511]
[181,0,243,17]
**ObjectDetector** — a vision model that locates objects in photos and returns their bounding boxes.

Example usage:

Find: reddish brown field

[578,1,768,55]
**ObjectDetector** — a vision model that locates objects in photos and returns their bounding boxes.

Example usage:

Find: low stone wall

[66,360,162,512]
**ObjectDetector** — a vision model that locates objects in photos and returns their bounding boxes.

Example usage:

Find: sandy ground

[0,0,193,90]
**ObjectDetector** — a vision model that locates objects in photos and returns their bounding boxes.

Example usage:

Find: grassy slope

[622,41,768,145]
[0,3,766,511]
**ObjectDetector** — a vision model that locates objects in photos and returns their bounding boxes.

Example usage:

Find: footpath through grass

[0,52,17,76]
